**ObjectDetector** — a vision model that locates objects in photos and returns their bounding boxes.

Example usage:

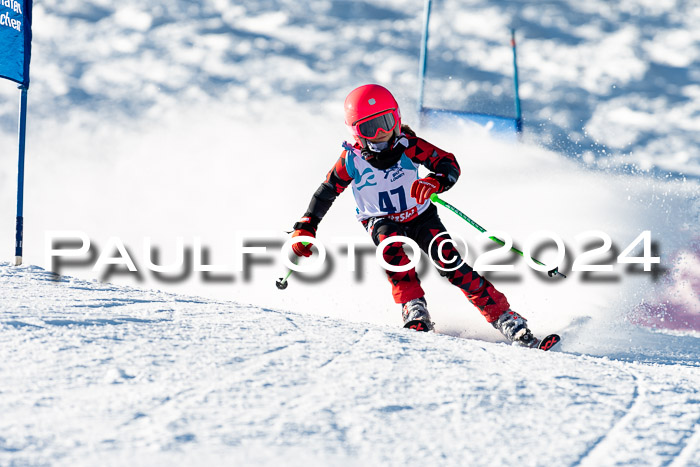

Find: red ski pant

[364,204,509,323]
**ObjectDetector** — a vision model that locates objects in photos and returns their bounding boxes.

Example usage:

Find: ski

[403,319,433,332]
[536,334,561,351]
[404,323,561,351]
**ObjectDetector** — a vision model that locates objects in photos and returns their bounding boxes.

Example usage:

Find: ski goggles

[353,110,398,139]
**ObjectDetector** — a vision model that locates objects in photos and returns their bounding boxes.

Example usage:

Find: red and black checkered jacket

[294,132,460,234]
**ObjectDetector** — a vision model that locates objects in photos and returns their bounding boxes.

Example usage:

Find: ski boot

[402,297,434,332]
[492,309,537,347]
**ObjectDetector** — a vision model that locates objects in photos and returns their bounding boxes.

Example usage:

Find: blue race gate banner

[0,0,32,88]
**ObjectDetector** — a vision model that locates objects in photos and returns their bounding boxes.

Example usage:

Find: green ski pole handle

[429,193,566,278]
[276,241,310,289]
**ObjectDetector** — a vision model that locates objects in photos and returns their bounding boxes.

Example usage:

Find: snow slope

[1,263,699,466]
[0,1,697,332]
[0,0,699,464]
[1,0,699,175]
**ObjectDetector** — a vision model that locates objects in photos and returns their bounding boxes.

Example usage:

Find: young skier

[290,84,537,346]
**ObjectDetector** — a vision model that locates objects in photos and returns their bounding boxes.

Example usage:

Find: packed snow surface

[1,263,699,466]
[0,0,699,465]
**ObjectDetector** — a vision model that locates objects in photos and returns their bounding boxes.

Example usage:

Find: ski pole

[276,268,294,290]
[429,193,566,278]
[275,241,310,290]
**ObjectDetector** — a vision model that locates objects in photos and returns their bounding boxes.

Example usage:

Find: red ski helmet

[344,84,401,146]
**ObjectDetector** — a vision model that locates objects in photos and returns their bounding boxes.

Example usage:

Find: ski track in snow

[1,263,699,466]
[573,365,642,466]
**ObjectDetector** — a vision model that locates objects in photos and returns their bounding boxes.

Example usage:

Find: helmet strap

[360,134,408,170]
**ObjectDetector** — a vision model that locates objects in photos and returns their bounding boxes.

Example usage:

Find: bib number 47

[378,187,408,214]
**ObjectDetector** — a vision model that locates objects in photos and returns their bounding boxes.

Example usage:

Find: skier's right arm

[291,151,353,255]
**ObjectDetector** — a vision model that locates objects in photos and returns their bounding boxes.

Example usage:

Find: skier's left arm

[290,151,353,257]
[406,137,461,203]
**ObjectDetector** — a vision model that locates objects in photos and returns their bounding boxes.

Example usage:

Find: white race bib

[344,145,430,222]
